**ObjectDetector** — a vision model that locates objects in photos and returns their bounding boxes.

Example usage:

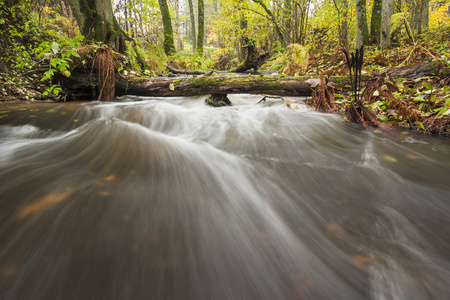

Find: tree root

[94,47,115,101]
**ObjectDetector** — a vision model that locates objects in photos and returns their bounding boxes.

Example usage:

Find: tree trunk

[370,0,382,44]
[158,0,176,56]
[421,0,429,33]
[67,0,128,52]
[410,0,421,33]
[238,8,248,62]
[283,0,291,46]
[341,0,349,47]
[187,0,196,53]
[174,0,183,50]
[356,0,369,47]
[196,0,205,56]
[380,0,394,49]
[116,75,315,97]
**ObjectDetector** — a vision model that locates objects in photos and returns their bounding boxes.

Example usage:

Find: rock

[205,94,231,107]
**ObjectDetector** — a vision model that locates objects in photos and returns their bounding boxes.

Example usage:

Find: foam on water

[0,96,449,299]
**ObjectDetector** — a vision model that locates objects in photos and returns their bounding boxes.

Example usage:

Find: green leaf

[415,121,425,130]
[443,86,450,93]
[51,42,59,55]
[413,95,426,101]
[169,83,175,91]
[423,83,433,90]
[437,107,449,116]
[373,90,380,96]
[62,70,71,77]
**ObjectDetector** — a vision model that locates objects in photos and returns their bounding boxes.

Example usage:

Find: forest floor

[300,26,450,136]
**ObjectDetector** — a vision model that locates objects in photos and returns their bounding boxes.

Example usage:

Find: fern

[390,12,415,43]
[390,13,406,33]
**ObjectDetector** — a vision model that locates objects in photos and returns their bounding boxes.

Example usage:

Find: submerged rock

[205,94,232,107]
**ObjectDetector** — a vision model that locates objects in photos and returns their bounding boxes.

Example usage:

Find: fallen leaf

[326,223,345,236]
[353,254,372,265]
[382,155,397,162]
[0,266,19,278]
[103,175,116,181]
[17,188,73,220]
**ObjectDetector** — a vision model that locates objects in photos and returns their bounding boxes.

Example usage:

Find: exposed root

[94,47,115,101]
[311,73,336,112]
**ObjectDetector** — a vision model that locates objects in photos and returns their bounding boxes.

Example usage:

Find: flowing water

[0,95,449,300]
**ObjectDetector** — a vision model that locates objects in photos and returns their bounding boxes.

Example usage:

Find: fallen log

[384,61,444,78]
[59,61,449,101]
[116,75,316,97]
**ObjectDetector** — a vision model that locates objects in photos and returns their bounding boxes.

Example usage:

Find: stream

[0,95,449,300]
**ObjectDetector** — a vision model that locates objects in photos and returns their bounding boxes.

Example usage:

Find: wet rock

[205,94,232,107]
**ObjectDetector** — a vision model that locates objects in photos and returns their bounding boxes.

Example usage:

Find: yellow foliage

[429,2,450,28]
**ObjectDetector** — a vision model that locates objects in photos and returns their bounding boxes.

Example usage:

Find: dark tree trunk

[356,0,370,47]
[67,0,129,52]
[187,0,196,52]
[158,0,176,56]
[196,0,205,56]
[370,0,382,44]
[234,39,268,73]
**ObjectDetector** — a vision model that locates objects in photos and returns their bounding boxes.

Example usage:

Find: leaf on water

[406,155,421,160]
[149,234,158,243]
[0,266,19,278]
[46,109,57,113]
[401,131,409,135]
[352,254,372,265]
[73,119,78,122]
[382,155,397,162]
[103,175,116,181]
[17,188,73,220]
[98,191,111,197]
[326,223,345,237]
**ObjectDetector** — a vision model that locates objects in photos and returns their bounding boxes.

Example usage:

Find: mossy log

[116,75,316,97]
[384,61,444,78]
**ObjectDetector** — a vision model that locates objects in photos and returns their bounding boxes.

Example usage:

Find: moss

[280,44,309,76]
